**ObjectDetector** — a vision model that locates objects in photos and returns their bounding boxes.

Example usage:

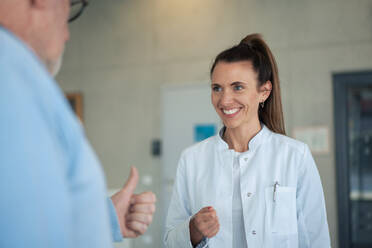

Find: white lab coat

[164,125,331,248]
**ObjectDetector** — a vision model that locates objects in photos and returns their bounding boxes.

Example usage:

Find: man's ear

[260,80,272,101]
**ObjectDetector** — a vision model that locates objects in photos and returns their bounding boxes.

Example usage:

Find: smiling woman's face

[211,61,265,130]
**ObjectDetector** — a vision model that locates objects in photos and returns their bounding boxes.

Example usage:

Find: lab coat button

[252,230,256,235]
[247,192,252,197]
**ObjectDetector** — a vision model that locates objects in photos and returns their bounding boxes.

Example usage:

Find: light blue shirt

[0,27,122,247]
[165,125,331,248]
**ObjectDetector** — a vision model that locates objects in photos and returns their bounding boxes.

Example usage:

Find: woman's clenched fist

[189,206,220,246]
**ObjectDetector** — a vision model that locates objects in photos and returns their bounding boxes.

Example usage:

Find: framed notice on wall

[65,92,83,122]
[293,126,330,155]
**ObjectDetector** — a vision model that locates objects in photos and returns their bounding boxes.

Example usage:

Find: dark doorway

[334,71,372,248]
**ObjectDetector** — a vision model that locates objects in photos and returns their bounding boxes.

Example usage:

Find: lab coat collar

[216,124,271,152]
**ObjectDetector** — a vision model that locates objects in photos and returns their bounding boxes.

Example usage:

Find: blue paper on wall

[194,124,216,142]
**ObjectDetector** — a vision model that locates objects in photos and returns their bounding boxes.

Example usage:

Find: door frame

[333,70,372,248]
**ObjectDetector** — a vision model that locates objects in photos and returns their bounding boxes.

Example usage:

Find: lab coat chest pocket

[265,186,297,235]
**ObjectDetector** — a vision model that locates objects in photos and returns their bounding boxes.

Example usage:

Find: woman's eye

[234,85,243,91]
[212,86,222,92]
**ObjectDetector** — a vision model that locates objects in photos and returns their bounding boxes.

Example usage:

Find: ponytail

[210,33,286,135]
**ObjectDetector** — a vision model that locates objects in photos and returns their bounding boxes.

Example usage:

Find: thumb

[123,166,139,196]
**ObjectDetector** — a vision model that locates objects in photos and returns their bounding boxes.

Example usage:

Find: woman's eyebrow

[231,81,246,86]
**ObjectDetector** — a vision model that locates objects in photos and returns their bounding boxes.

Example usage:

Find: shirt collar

[0,26,44,69]
[216,124,271,152]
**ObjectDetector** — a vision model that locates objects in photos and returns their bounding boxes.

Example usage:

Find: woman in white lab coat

[164,34,331,248]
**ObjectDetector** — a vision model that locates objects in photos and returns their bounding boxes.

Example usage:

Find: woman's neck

[224,119,262,153]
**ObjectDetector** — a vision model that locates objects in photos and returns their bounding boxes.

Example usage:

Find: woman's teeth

[223,108,239,115]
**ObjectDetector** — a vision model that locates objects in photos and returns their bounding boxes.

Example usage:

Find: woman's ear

[259,80,272,101]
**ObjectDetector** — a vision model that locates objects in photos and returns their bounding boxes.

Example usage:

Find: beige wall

[57,0,372,247]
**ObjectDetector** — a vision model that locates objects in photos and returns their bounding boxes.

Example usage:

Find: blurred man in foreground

[0,0,156,247]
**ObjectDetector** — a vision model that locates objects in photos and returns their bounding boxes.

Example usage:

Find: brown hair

[210,33,286,135]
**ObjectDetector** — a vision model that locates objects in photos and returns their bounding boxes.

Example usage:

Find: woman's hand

[189,206,220,246]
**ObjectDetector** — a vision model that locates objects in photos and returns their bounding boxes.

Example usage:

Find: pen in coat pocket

[273,181,280,203]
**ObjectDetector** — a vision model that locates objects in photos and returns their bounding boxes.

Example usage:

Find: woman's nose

[219,91,234,105]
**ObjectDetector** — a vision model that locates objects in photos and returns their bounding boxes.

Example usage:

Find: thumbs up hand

[111,166,156,238]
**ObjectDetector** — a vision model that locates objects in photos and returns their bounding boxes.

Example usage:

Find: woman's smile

[221,107,242,118]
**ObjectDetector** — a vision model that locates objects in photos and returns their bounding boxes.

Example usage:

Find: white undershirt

[232,152,248,248]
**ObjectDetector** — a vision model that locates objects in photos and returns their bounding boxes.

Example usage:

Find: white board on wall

[161,83,221,182]
[161,83,221,224]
